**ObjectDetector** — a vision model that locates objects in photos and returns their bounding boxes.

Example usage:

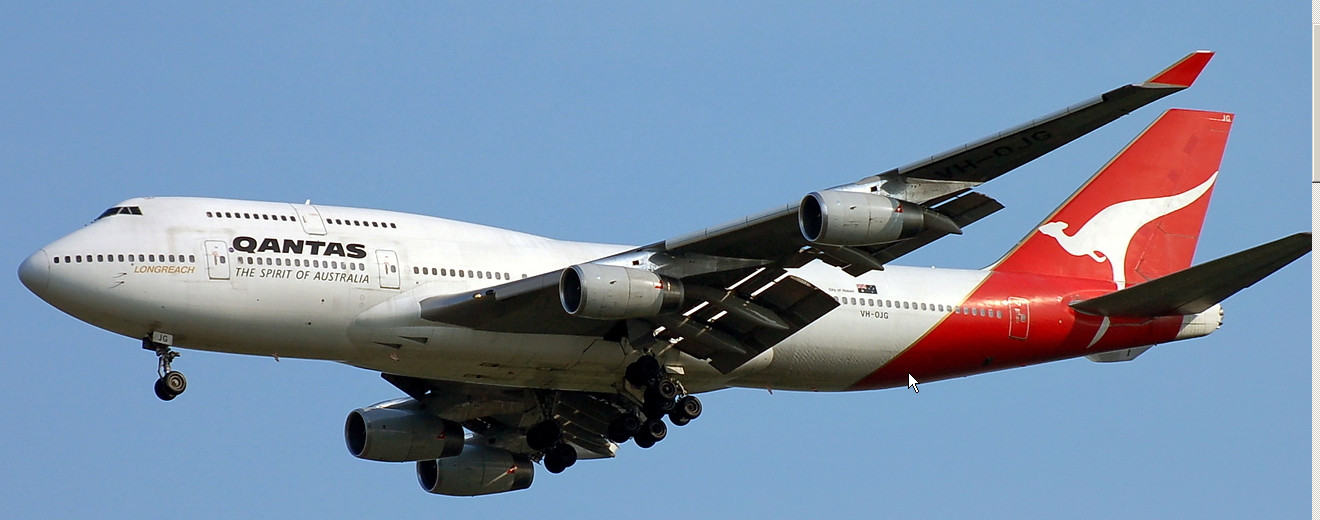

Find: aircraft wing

[422,51,1212,373]
[657,50,1213,267]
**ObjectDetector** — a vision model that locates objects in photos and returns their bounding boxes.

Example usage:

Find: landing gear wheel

[526,420,561,452]
[675,395,701,421]
[625,356,661,387]
[655,378,679,401]
[552,443,578,468]
[544,456,567,474]
[636,418,667,445]
[633,435,656,449]
[608,414,641,444]
[543,443,577,474]
[643,379,678,418]
[153,378,177,401]
[162,371,187,395]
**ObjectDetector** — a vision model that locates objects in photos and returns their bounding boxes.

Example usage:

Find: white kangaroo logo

[1037,171,1217,289]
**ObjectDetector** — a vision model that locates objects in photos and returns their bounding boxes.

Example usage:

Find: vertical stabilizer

[991,109,1233,288]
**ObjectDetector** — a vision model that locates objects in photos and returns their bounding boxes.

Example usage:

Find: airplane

[17,50,1310,496]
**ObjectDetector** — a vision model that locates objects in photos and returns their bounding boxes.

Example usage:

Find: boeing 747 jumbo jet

[17,51,1310,496]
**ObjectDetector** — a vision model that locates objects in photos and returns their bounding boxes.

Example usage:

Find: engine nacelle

[345,399,464,463]
[416,445,535,496]
[559,263,683,320]
[798,190,960,246]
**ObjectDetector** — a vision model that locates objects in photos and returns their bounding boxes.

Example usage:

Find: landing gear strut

[144,337,186,401]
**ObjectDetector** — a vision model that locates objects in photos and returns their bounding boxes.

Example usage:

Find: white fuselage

[23,197,994,394]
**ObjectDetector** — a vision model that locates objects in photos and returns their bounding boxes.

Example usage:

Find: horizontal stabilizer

[1070,232,1311,317]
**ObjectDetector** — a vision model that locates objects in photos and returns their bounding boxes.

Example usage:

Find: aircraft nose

[18,249,49,296]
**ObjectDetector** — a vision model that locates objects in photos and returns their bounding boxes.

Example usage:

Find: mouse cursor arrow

[907,374,919,393]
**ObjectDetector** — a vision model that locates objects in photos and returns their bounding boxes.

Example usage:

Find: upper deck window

[94,206,143,221]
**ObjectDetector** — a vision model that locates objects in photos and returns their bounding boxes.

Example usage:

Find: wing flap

[647,268,839,373]
[1070,232,1311,317]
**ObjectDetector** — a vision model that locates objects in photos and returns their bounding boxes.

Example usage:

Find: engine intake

[345,399,464,462]
[559,263,683,320]
[799,190,961,246]
[417,445,535,496]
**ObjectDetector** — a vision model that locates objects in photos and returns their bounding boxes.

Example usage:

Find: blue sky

[1,3,1309,518]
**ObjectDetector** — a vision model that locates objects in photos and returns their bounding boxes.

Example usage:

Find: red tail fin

[991,109,1233,288]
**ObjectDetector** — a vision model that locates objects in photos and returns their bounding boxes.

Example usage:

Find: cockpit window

[94,206,143,221]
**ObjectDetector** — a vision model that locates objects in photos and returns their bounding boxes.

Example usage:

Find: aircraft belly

[347,328,627,393]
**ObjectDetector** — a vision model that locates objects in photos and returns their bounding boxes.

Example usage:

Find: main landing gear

[143,336,187,401]
[610,356,702,449]
[526,420,579,474]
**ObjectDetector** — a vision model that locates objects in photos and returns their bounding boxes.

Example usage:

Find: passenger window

[189,255,195,263]
[996,310,1003,319]
[54,256,60,264]
[96,255,104,262]
[148,255,155,262]
[371,222,379,227]
[206,212,213,218]
[390,223,397,228]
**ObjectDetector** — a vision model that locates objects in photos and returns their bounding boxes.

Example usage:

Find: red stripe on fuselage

[848,271,1183,390]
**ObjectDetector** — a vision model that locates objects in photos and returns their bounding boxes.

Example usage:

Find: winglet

[1145,50,1214,87]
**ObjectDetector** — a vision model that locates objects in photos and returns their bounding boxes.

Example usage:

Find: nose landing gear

[143,336,187,401]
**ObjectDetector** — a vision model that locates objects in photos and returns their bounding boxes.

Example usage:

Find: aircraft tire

[162,370,187,395]
[153,378,176,401]
[526,420,560,452]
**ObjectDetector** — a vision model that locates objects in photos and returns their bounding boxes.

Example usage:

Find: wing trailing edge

[1070,232,1311,317]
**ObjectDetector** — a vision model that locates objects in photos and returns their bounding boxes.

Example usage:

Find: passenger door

[204,240,230,280]
[376,250,400,289]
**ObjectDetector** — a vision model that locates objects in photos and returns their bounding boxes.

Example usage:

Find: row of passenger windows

[207,211,297,221]
[325,217,397,229]
[836,295,1004,319]
[236,255,366,271]
[414,266,519,280]
[204,210,399,229]
[54,253,195,264]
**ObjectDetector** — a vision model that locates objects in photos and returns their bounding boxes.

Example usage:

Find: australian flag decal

[856,284,877,294]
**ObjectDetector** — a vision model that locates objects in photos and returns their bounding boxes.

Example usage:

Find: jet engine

[798,190,961,246]
[416,445,535,496]
[345,399,464,462]
[559,263,683,320]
